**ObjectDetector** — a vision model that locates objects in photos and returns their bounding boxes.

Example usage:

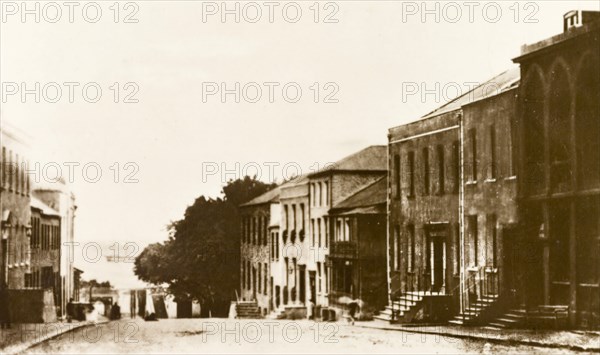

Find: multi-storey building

[239,186,281,316]
[328,176,388,318]
[384,11,599,329]
[512,10,599,328]
[1,120,32,290]
[29,197,62,315]
[307,145,387,313]
[33,180,77,318]
[277,175,310,318]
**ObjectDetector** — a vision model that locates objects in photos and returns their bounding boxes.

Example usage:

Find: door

[252,267,257,300]
[503,228,517,300]
[299,265,306,304]
[431,238,445,292]
[309,271,316,304]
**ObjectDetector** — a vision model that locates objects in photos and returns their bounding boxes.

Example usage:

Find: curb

[354,323,600,353]
[2,320,109,354]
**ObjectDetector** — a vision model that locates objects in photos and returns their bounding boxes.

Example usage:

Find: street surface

[25,318,584,354]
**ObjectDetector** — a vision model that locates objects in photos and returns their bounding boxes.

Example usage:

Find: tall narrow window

[324,217,329,248]
[437,145,445,195]
[469,129,477,181]
[489,124,496,179]
[488,214,497,268]
[407,224,415,272]
[1,146,5,188]
[284,205,289,231]
[318,182,323,206]
[318,219,322,247]
[311,219,315,246]
[468,215,478,266]
[394,154,401,199]
[311,184,315,206]
[324,182,329,206]
[300,204,305,231]
[393,225,400,270]
[315,183,320,207]
[452,140,459,193]
[454,224,460,274]
[422,148,430,195]
[408,151,415,197]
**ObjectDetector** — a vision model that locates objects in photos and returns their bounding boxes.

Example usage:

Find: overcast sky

[1,0,598,288]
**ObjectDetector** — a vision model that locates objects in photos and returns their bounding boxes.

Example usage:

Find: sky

[1,0,598,288]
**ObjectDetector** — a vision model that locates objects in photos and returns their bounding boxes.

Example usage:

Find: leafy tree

[134,176,275,316]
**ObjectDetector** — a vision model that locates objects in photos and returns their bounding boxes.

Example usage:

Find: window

[452,140,460,193]
[317,262,322,292]
[422,148,430,195]
[311,219,315,246]
[437,145,445,195]
[8,150,13,190]
[393,225,400,270]
[311,184,315,206]
[469,129,477,181]
[318,182,323,206]
[407,224,415,272]
[454,224,460,274]
[408,151,415,197]
[489,124,496,179]
[264,263,268,295]
[300,204,305,232]
[487,214,497,268]
[508,118,515,177]
[468,215,478,266]
[324,217,329,248]
[324,182,329,206]
[284,205,289,231]
[317,219,322,247]
[394,154,401,199]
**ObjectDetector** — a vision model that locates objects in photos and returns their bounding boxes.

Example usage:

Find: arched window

[575,54,600,189]
[548,62,573,193]
[522,69,545,195]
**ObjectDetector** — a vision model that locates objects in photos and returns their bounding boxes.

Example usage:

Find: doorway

[299,265,306,304]
[309,271,316,304]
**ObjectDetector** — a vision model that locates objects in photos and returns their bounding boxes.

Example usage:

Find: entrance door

[503,228,517,301]
[299,265,306,304]
[252,267,257,300]
[309,271,316,304]
[431,238,445,292]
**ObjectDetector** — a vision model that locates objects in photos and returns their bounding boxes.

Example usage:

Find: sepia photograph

[0,0,599,353]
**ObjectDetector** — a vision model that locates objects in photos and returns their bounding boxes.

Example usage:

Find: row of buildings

[1,119,80,323]
[236,11,599,329]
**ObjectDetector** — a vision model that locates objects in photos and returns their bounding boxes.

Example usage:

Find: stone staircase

[448,294,499,326]
[235,301,262,319]
[374,292,424,323]
[486,305,569,329]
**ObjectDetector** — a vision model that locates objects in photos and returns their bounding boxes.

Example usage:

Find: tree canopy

[134,176,275,316]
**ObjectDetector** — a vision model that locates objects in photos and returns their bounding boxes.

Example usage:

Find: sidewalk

[354,320,600,352]
[0,318,109,354]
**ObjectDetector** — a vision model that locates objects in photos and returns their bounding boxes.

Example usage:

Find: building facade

[308,145,387,313]
[1,121,32,291]
[513,11,599,328]
[33,183,77,319]
[239,187,281,316]
[29,197,62,316]
[328,176,388,318]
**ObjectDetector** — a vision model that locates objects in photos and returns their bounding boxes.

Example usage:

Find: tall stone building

[33,182,77,319]
[512,10,600,328]
[384,10,599,329]
[1,120,32,290]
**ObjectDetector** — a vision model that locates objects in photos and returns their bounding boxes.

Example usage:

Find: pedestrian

[307,298,315,320]
[0,283,11,329]
[346,299,360,326]
[110,302,121,320]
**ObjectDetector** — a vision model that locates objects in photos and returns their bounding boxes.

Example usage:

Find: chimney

[564,10,600,32]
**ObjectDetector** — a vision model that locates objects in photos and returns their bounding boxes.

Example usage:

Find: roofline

[308,168,387,178]
[330,176,387,210]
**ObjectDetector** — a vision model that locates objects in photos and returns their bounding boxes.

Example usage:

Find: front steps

[236,301,262,319]
[374,292,428,323]
[486,305,569,329]
[448,294,499,326]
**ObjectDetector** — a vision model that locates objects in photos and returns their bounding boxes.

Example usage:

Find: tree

[134,176,275,316]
